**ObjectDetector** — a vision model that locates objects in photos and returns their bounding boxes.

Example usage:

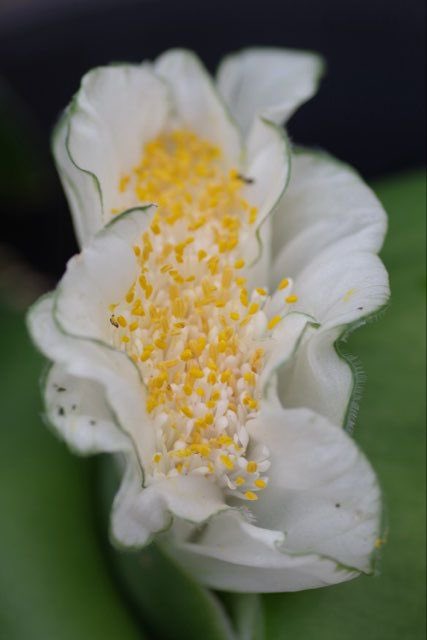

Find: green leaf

[263,169,426,639]
[0,305,142,640]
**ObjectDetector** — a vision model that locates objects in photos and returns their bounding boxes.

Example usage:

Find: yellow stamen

[244,491,258,501]
[267,315,281,330]
[278,278,289,290]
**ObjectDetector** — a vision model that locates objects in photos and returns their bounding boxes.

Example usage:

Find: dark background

[0,0,425,280]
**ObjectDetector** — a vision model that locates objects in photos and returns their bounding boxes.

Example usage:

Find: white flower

[28,49,389,593]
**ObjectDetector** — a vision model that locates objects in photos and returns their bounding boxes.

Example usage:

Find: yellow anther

[248,302,260,315]
[129,321,139,332]
[220,369,232,383]
[208,256,219,275]
[229,311,240,321]
[246,461,258,473]
[222,267,234,288]
[191,444,211,457]
[117,315,127,327]
[278,278,290,290]
[248,207,258,224]
[240,289,248,307]
[181,406,194,418]
[154,338,167,350]
[189,337,206,356]
[243,371,256,385]
[121,336,130,343]
[286,294,299,304]
[189,367,204,379]
[254,479,267,489]
[119,175,130,192]
[220,455,234,470]
[218,340,227,353]
[152,453,162,464]
[198,249,207,261]
[235,476,245,486]
[244,491,258,501]
[180,349,193,362]
[249,398,259,410]
[133,245,141,256]
[234,258,245,269]
[256,288,267,296]
[267,315,281,330]
[163,359,179,369]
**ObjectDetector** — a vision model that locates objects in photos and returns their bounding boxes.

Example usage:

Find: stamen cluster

[108,131,295,501]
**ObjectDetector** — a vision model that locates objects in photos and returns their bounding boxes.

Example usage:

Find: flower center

[108,130,295,501]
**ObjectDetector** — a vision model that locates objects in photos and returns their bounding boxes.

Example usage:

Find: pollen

[107,129,294,502]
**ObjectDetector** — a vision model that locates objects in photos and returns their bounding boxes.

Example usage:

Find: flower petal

[52,65,170,245]
[55,207,154,342]
[43,363,129,454]
[272,150,388,278]
[166,399,380,592]
[154,49,242,164]
[111,455,228,549]
[241,118,291,286]
[27,293,153,468]
[111,453,170,548]
[242,118,290,226]
[277,247,389,426]
[217,48,324,135]
[247,402,381,573]
[260,311,318,391]
[285,247,389,330]
[271,151,389,426]
[52,110,99,247]
[163,510,358,593]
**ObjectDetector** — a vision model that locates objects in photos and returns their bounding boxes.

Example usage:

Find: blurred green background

[0,170,425,638]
